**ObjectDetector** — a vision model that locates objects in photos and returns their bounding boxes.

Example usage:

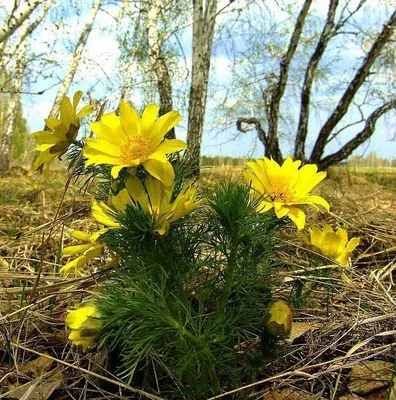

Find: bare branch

[319,99,396,169]
[310,9,396,164]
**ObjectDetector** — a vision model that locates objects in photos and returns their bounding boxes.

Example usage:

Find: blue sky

[14,0,396,161]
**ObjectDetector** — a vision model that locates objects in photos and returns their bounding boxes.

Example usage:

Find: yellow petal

[44,118,61,130]
[111,165,128,179]
[304,195,330,212]
[60,255,87,277]
[111,188,133,213]
[77,104,94,118]
[274,205,289,218]
[90,121,124,146]
[346,237,360,252]
[141,104,160,134]
[60,96,74,125]
[125,177,149,210]
[68,230,91,242]
[83,147,122,167]
[143,156,175,186]
[92,201,120,228]
[149,110,182,145]
[84,245,103,261]
[85,137,121,157]
[65,305,97,329]
[146,175,164,214]
[156,139,187,154]
[63,244,93,256]
[119,101,141,138]
[287,207,306,230]
[72,91,83,111]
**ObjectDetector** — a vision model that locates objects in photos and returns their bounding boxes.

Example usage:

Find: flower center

[269,181,295,203]
[120,136,152,164]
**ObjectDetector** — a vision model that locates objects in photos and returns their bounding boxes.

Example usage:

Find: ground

[0,165,395,399]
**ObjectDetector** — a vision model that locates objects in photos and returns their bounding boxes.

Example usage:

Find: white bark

[185,0,218,175]
[0,0,44,44]
[0,39,28,171]
[0,0,52,72]
[147,0,175,138]
[47,0,101,119]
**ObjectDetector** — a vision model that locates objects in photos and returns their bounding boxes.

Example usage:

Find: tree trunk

[294,0,338,161]
[146,0,175,139]
[0,0,43,45]
[0,40,28,172]
[266,0,312,162]
[0,0,51,72]
[185,0,218,176]
[310,9,396,164]
[47,0,101,119]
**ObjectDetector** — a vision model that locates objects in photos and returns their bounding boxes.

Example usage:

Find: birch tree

[0,0,52,172]
[185,0,218,176]
[0,39,28,172]
[0,0,52,73]
[0,0,43,45]
[46,0,101,120]
[146,0,175,139]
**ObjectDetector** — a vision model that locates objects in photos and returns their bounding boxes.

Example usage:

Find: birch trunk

[47,0,101,119]
[147,0,175,139]
[0,0,43,44]
[0,40,28,172]
[185,0,218,176]
[0,0,51,72]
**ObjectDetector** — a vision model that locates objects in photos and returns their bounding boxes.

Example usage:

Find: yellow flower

[65,302,101,351]
[111,176,202,235]
[33,91,94,177]
[263,300,293,338]
[244,157,329,230]
[60,229,106,277]
[83,102,185,185]
[302,224,360,266]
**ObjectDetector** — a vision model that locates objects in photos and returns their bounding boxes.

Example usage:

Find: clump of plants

[34,91,360,398]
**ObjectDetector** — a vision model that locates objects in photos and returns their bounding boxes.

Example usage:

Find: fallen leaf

[263,387,324,399]
[348,360,394,395]
[19,354,54,378]
[287,322,317,344]
[6,373,62,400]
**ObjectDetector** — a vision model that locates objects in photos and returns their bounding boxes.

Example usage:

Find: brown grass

[0,166,395,399]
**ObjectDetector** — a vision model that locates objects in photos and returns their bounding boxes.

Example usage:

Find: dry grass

[0,165,395,399]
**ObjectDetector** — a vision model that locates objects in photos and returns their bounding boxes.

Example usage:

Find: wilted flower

[244,157,329,230]
[33,91,94,177]
[60,229,106,277]
[65,302,101,351]
[302,225,360,266]
[83,102,186,184]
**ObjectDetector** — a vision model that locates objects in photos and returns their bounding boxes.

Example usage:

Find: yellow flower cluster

[34,91,94,177]
[33,91,360,353]
[243,157,359,267]
[38,93,201,278]
[301,225,360,267]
